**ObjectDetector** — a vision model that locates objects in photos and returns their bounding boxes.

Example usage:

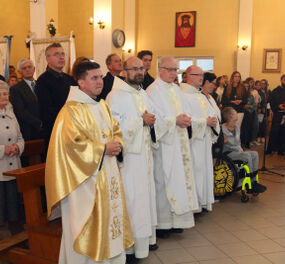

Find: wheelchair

[213,153,263,202]
[212,137,265,203]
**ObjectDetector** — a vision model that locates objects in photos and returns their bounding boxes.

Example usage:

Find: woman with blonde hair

[222,71,247,128]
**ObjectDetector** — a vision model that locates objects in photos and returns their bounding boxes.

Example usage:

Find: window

[196,58,214,72]
[179,60,194,70]
[156,56,214,82]
[174,56,214,83]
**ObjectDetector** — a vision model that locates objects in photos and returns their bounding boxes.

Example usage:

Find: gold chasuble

[45,87,133,262]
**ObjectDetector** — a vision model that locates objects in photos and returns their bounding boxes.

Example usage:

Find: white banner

[30,33,76,79]
[0,38,8,77]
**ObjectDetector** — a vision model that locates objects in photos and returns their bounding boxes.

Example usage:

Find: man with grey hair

[147,56,198,238]
[35,43,76,157]
[99,53,124,99]
[10,58,42,141]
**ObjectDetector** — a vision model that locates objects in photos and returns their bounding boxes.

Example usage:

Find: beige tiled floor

[141,149,285,264]
[0,147,284,264]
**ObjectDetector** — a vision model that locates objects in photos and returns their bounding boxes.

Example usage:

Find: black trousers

[267,113,285,152]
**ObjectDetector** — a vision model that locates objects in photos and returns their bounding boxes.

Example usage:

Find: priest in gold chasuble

[45,61,133,264]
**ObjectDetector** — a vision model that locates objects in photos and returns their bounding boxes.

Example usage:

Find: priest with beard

[107,57,158,264]
[147,56,198,239]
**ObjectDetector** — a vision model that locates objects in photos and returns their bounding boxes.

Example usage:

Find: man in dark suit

[35,43,76,157]
[10,59,42,141]
[99,53,124,99]
[267,74,285,155]
[137,50,155,90]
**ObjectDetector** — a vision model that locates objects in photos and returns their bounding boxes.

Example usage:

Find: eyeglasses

[211,81,217,86]
[189,73,204,77]
[125,67,145,72]
[159,67,179,73]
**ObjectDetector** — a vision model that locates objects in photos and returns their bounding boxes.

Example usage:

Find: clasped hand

[279,103,285,110]
[231,100,242,105]
[176,114,191,128]
[5,144,19,157]
[207,116,217,127]
[105,141,122,156]
[142,110,156,126]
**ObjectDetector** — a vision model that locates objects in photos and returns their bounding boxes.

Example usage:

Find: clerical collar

[93,97,101,102]
[135,85,143,91]
[47,67,64,79]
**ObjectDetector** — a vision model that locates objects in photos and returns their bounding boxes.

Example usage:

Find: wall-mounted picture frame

[262,49,282,73]
[175,11,196,47]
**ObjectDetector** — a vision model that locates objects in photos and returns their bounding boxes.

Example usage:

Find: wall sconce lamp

[124,49,132,53]
[89,17,94,25]
[97,20,105,29]
[89,18,105,29]
[237,42,249,51]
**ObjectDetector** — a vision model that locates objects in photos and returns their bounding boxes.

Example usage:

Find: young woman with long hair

[221,71,247,128]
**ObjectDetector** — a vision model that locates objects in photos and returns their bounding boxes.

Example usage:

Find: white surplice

[147,78,198,229]
[107,77,157,257]
[180,83,220,212]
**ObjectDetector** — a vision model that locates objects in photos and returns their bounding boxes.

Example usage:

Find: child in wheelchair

[221,107,266,199]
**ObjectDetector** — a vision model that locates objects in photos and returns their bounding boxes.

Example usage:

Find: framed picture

[175,11,196,47]
[262,49,282,73]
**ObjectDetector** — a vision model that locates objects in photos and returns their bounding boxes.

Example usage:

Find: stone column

[237,0,253,78]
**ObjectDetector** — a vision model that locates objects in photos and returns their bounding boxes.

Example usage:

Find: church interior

[1,0,285,263]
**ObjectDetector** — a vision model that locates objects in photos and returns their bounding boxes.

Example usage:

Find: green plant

[47,22,56,36]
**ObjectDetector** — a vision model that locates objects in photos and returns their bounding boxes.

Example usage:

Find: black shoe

[254,182,267,192]
[149,243,159,251]
[171,228,184,233]
[202,208,209,213]
[247,182,267,194]
[126,254,139,264]
[156,229,170,238]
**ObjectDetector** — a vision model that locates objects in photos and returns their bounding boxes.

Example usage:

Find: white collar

[0,104,13,118]
[180,83,200,94]
[112,76,141,94]
[67,86,99,104]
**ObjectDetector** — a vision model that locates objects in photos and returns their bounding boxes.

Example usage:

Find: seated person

[221,107,266,193]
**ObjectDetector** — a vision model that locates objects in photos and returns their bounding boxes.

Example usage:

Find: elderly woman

[0,80,24,234]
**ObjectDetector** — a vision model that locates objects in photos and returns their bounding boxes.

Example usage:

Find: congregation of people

[1,42,285,264]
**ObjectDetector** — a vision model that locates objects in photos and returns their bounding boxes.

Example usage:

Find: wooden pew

[0,139,61,264]
[21,139,45,165]
[0,164,61,264]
